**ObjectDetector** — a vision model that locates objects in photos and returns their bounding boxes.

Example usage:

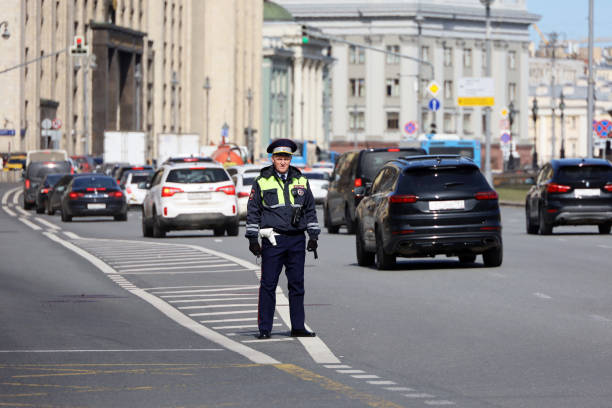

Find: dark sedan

[35,173,66,214]
[59,175,127,222]
[525,158,612,235]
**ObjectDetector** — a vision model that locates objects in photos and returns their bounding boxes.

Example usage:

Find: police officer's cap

[267,139,298,155]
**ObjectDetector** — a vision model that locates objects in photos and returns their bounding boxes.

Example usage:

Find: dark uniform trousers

[258,233,306,333]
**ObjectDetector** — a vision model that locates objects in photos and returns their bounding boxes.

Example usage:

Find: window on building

[444,113,456,133]
[349,78,366,97]
[444,47,453,67]
[482,49,488,70]
[444,80,453,99]
[463,113,473,134]
[508,82,517,103]
[508,50,516,70]
[421,46,430,62]
[386,78,400,97]
[349,45,365,64]
[463,48,472,68]
[386,45,400,64]
[386,112,399,130]
[349,111,365,130]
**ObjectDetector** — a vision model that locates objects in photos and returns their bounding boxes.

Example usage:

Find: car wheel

[23,201,33,210]
[325,206,340,234]
[142,210,153,237]
[459,254,476,263]
[35,201,45,214]
[482,245,503,267]
[60,210,72,222]
[114,212,128,221]
[355,225,375,266]
[213,226,226,236]
[226,219,240,236]
[46,200,55,216]
[538,207,553,235]
[525,205,538,234]
[345,206,356,234]
[152,213,166,238]
[598,222,611,234]
[375,228,395,270]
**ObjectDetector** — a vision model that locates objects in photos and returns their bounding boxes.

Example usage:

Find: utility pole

[415,11,425,133]
[203,76,211,146]
[549,32,558,161]
[587,0,594,158]
[246,88,253,163]
[559,92,566,158]
[78,54,96,155]
[134,64,142,131]
[532,98,539,169]
[171,71,179,133]
[481,0,494,184]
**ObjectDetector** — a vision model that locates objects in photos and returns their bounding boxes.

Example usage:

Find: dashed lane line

[169,297,259,304]
[2,205,16,217]
[15,206,30,217]
[1,187,20,206]
[153,286,258,295]
[117,263,236,272]
[533,292,552,300]
[32,217,61,230]
[12,188,21,205]
[118,268,252,275]
[188,310,257,317]
[18,217,42,231]
[63,231,81,239]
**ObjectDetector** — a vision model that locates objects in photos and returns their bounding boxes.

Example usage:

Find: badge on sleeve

[249,188,255,200]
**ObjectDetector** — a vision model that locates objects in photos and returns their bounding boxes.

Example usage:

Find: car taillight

[126,187,132,194]
[190,167,207,170]
[389,194,418,203]
[111,191,123,198]
[237,191,250,198]
[25,179,30,188]
[232,205,236,214]
[547,183,571,193]
[40,188,49,194]
[132,167,144,170]
[69,192,84,199]
[387,148,400,152]
[474,191,499,200]
[216,185,236,195]
[391,229,415,235]
[354,178,362,187]
[604,183,612,192]
[86,187,106,191]
[161,186,184,197]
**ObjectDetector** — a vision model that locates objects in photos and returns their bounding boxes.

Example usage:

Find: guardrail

[0,171,22,183]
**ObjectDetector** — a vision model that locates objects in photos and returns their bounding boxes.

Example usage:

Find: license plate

[429,200,465,210]
[87,203,106,209]
[189,192,211,200]
[574,189,600,198]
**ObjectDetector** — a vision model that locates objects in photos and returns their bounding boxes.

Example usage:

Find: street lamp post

[559,92,566,158]
[134,64,142,131]
[171,71,179,133]
[549,32,559,160]
[246,88,253,163]
[203,77,211,145]
[480,0,494,183]
[415,12,425,132]
[508,101,516,170]
[532,98,539,170]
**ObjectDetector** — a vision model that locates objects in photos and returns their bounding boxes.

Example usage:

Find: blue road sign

[428,98,441,111]
[501,132,511,143]
[404,121,417,135]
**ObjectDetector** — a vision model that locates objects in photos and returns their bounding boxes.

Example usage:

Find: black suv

[355,155,502,269]
[324,147,426,234]
[525,158,612,235]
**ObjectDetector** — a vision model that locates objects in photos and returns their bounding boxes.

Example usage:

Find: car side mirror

[138,182,151,189]
[354,186,367,197]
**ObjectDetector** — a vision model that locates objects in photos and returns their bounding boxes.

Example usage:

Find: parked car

[525,158,612,235]
[23,160,72,209]
[141,162,239,237]
[302,170,330,204]
[355,155,502,269]
[59,174,127,222]
[119,170,154,206]
[324,147,427,234]
[35,173,66,214]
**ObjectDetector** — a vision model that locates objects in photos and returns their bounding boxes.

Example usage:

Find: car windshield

[428,146,475,159]
[27,161,72,180]
[557,165,611,182]
[73,176,118,190]
[303,172,329,180]
[361,150,425,181]
[399,166,489,193]
[242,176,256,186]
[44,174,64,187]
[129,173,152,184]
[166,168,229,184]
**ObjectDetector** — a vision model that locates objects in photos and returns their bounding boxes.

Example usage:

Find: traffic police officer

[246,139,320,339]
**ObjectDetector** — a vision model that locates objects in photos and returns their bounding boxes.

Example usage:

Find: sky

[527,0,612,46]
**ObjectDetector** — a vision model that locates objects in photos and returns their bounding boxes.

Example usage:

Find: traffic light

[301,25,309,44]
[70,35,89,55]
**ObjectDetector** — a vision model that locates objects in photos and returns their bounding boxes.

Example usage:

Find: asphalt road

[1,182,611,408]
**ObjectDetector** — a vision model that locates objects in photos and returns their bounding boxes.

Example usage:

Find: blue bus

[401,135,481,168]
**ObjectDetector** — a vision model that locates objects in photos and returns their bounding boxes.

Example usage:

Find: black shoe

[257,331,271,339]
[290,329,316,337]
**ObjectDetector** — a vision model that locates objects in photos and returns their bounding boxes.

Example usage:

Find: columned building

[277,0,539,168]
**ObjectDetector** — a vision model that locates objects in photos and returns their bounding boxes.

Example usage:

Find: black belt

[272,228,305,236]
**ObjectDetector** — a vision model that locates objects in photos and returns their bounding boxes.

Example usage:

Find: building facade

[277,0,539,168]
[0,0,262,160]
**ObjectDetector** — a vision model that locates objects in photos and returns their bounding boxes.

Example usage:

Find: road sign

[70,35,89,56]
[52,118,62,130]
[500,107,509,117]
[501,132,511,144]
[41,118,52,130]
[428,98,441,111]
[404,121,418,135]
[457,77,495,107]
[499,119,510,130]
[427,81,440,97]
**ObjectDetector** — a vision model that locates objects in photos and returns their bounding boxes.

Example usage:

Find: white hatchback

[302,170,330,204]
[141,162,239,237]
[120,171,154,206]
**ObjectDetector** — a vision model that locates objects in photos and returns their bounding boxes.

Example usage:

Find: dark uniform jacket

[245,165,320,241]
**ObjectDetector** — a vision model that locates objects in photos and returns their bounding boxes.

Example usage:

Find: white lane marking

[118,263,236,272]
[117,259,229,270]
[385,387,414,392]
[324,365,352,369]
[352,375,380,379]
[43,232,121,275]
[178,304,258,310]
[169,297,258,304]
[19,217,42,230]
[118,268,251,275]
[15,206,30,217]
[2,205,16,217]
[201,317,274,324]
[533,292,552,300]
[0,348,224,353]
[425,401,456,406]
[93,250,204,257]
[337,369,366,374]
[154,286,259,295]
[1,187,20,206]
[110,257,214,266]
[33,217,61,230]
[591,314,612,323]
[242,338,295,343]
[162,293,257,299]
[189,310,257,317]
[597,245,612,249]
[557,238,567,242]
[368,381,397,385]
[147,284,255,290]
[404,393,435,398]
[63,231,81,239]
[214,239,223,243]
[212,323,282,330]
[12,189,22,205]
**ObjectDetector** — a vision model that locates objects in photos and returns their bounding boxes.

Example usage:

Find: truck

[103,131,146,165]
[157,133,201,164]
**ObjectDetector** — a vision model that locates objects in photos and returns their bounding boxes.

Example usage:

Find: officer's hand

[307,239,318,252]
[249,241,262,256]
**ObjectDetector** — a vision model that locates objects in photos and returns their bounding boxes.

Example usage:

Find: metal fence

[0,171,22,183]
